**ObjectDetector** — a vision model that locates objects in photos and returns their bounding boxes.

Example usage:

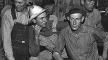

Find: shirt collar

[67,25,88,36]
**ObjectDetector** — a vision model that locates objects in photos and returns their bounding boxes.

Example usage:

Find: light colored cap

[29,5,46,20]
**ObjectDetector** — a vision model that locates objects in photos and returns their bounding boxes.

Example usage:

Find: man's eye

[41,17,44,19]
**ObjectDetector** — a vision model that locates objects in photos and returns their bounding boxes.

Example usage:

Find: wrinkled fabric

[1,8,30,60]
[55,25,106,60]
[84,9,102,28]
[11,23,29,60]
[1,5,11,17]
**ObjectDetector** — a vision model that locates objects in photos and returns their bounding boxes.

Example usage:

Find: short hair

[42,0,55,7]
[65,8,86,17]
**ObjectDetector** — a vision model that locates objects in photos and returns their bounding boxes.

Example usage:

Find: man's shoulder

[93,8,100,14]
[60,26,70,35]
[1,5,11,16]
[83,25,95,33]
[3,8,11,16]
[93,8,99,11]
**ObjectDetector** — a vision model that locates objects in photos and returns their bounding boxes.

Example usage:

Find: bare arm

[1,12,14,60]
[103,40,108,60]
[53,31,66,60]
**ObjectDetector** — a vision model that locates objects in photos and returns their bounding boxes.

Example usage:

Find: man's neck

[87,8,94,14]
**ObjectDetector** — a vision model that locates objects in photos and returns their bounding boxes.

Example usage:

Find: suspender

[11,5,17,20]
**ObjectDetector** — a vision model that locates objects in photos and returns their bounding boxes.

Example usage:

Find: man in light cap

[29,5,54,60]
[53,8,107,60]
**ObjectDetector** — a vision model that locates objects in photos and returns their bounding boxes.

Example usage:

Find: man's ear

[81,16,85,23]
[67,17,69,21]
[64,16,69,22]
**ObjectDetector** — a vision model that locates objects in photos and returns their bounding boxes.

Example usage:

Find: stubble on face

[15,0,27,12]
[36,12,47,27]
[69,13,83,31]
[85,0,94,12]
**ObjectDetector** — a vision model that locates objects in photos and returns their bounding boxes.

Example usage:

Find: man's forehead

[70,13,82,18]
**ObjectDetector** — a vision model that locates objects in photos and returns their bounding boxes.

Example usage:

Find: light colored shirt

[1,8,29,60]
[1,5,11,17]
[55,25,106,60]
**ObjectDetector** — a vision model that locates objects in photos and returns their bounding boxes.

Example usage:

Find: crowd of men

[1,0,108,60]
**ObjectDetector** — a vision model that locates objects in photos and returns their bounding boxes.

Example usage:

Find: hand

[46,44,55,51]
[99,56,104,60]
[29,56,39,60]
[53,52,63,60]
[38,50,52,60]
[8,56,15,60]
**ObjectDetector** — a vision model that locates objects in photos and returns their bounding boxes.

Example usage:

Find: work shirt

[55,25,107,60]
[1,8,29,59]
[84,9,102,28]
[1,5,11,17]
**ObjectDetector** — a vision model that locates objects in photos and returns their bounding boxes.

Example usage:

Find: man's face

[15,0,26,12]
[85,0,94,12]
[36,12,47,27]
[44,4,54,15]
[69,13,83,31]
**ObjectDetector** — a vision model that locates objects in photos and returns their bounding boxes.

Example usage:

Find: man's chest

[14,12,29,24]
[65,32,94,49]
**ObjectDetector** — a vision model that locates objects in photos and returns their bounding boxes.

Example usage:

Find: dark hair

[65,8,86,17]
[64,8,86,24]
[42,0,55,7]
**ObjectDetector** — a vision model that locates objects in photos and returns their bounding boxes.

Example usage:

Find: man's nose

[73,20,77,25]
[43,18,47,22]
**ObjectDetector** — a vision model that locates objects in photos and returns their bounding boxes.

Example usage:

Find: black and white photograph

[0,0,108,60]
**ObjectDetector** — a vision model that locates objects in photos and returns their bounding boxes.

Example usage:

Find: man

[53,8,107,60]
[29,5,54,60]
[84,0,102,29]
[1,0,39,60]
[84,0,105,58]
[39,0,68,59]
[42,0,58,32]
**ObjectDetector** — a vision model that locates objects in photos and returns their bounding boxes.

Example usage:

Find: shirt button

[22,41,25,43]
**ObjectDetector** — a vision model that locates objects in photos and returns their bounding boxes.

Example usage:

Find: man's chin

[16,8,24,12]
[72,28,78,31]
[16,9,22,12]
[88,9,93,12]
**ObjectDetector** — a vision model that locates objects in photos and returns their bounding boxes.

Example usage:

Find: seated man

[29,5,55,60]
[53,8,107,60]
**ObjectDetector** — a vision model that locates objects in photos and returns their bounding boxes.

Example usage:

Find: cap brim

[30,9,46,20]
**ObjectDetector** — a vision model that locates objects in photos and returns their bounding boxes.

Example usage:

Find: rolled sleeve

[1,12,14,60]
